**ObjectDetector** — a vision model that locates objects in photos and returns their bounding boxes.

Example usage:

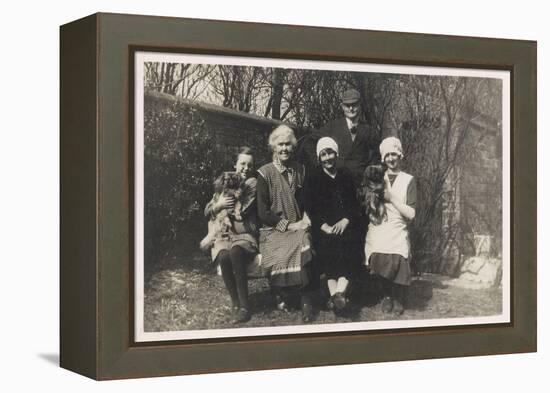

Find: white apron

[364,171,413,265]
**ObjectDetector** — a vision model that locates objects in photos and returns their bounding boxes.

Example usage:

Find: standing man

[317,88,382,301]
[318,88,381,187]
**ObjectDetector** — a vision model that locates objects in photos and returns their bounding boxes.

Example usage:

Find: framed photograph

[60,13,536,380]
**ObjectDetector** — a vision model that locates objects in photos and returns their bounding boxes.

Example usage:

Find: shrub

[144,102,215,268]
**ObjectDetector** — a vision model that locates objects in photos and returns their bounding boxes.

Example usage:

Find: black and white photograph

[133,52,510,342]
[3,0,545,388]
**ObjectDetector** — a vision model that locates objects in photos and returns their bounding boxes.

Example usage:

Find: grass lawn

[144,242,503,333]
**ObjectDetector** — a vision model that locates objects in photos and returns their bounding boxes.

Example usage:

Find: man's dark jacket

[318,117,381,186]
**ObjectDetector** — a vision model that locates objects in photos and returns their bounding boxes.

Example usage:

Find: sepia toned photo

[133,52,510,342]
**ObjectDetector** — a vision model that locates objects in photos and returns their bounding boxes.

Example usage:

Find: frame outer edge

[59,13,99,379]
[513,41,537,352]
[92,13,537,379]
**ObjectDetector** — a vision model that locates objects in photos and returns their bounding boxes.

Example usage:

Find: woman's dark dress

[304,166,361,280]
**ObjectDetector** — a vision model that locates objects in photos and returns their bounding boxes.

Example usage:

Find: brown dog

[362,165,387,225]
[200,172,246,252]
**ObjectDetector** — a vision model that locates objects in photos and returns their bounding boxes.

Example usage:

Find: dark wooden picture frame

[60,12,536,380]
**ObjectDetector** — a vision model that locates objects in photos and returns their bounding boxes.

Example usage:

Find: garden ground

[144,241,502,332]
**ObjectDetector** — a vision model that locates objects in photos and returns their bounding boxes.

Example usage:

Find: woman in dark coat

[304,137,361,312]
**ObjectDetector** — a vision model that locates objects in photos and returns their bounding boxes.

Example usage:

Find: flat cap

[341,88,361,104]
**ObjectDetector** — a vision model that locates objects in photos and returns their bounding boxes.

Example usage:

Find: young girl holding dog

[364,137,416,315]
[202,147,258,324]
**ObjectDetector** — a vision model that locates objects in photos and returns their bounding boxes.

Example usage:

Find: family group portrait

[134,53,509,341]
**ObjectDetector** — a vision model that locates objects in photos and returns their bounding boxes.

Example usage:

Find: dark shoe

[393,299,404,316]
[333,292,347,311]
[381,296,393,313]
[232,308,251,324]
[301,302,314,323]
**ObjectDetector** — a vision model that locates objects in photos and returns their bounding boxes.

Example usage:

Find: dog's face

[363,165,385,192]
[221,172,242,191]
[363,165,387,225]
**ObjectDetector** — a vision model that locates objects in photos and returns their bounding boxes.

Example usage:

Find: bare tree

[391,75,496,273]
[209,65,267,113]
[263,68,286,119]
[144,63,216,99]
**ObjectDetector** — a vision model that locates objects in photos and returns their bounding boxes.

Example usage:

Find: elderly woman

[257,125,318,323]
[304,137,361,313]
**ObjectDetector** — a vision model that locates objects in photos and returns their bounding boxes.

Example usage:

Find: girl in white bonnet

[364,136,417,315]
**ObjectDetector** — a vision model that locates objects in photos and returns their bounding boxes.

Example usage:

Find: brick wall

[144,90,285,169]
[441,114,502,274]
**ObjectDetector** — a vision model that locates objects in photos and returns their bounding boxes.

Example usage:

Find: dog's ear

[372,165,385,182]
[213,173,228,194]
[362,165,373,184]
[363,165,383,183]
